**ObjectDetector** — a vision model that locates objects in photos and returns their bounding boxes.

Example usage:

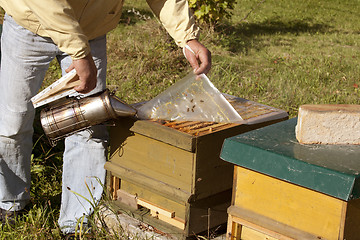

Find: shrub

[188,0,236,24]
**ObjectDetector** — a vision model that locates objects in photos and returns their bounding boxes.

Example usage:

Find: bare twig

[207,208,211,239]
[241,0,266,22]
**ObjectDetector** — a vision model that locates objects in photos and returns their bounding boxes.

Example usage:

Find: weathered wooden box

[221,118,360,240]
[105,96,288,239]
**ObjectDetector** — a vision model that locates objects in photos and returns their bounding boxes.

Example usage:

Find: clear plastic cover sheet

[136,72,243,123]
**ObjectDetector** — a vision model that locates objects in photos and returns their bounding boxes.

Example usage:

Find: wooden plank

[116,189,138,209]
[226,214,242,240]
[187,189,230,235]
[111,176,120,200]
[138,198,175,218]
[233,166,345,240]
[170,121,202,129]
[105,163,192,205]
[228,206,318,240]
[241,225,281,240]
[130,120,196,152]
[150,210,186,230]
[228,206,327,240]
[338,200,347,240]
[162,120,187,127]
[343,199,360,239]
[187,123,229,134]
[230,214,292,240]
[120,179,188,220]
[109,132,194,193]
[109,200,185,239]
[224,94,288,123]
[191,125,238,200]
[193,123,236,135]
[194,117,288,201]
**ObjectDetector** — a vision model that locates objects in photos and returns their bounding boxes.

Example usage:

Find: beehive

[105,95,288,239]
[221,118,360,240]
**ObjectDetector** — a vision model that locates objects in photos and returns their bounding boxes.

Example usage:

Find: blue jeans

[0,15,108,234]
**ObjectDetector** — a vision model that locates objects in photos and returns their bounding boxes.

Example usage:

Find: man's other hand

[66,53,98,94]
[184,39,211,75]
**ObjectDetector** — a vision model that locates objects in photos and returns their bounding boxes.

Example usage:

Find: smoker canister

[40,89,136,146]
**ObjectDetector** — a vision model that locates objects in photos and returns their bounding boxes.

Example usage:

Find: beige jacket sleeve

[146,0,200,47]
[4,0,91,60]
[1,0,198,59]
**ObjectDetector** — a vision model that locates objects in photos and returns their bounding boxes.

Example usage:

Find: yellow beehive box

[221,118,360,240]
[105,95,288,238]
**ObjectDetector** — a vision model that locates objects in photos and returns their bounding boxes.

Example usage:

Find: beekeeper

[0,0,211,237]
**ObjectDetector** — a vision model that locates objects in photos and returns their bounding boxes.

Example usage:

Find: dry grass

[3,0,359,238]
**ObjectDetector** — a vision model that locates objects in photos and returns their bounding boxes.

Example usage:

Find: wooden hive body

[222,118,360,240]
[105,96,288,238]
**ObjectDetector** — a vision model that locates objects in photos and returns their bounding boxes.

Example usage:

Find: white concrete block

[295,104,360,144]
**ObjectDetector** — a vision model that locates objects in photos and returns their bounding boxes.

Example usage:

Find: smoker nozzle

[109,95,137,118]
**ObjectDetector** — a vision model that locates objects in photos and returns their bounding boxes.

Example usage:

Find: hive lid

[221,118,360,201]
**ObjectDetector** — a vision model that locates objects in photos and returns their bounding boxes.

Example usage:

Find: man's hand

[184,39,211,75]
[66,53,98,94]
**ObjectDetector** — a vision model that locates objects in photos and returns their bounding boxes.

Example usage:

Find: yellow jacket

[0,0,199,59]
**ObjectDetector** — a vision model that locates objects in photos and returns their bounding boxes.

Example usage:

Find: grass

[3,0,359,238]
[105,0,360,117]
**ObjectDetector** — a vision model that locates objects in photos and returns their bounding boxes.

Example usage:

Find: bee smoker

[40,89,136,146]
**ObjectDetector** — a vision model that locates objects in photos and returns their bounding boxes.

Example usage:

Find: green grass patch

[7,0,359,238]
